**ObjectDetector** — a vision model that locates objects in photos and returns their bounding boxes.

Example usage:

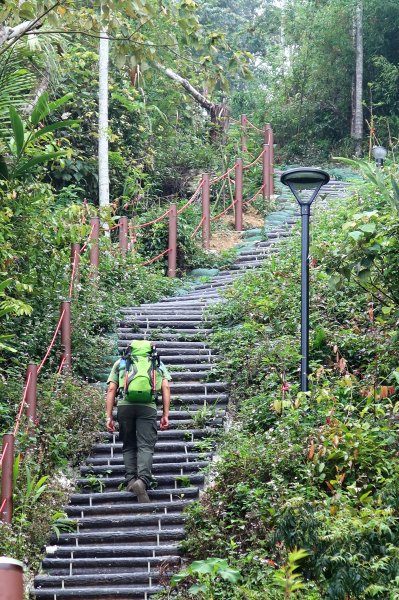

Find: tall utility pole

[351,0,363,157]
[98,18,109,207]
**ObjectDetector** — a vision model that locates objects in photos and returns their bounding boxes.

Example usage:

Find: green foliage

[0,375,102,569]
[171,557,241,598]
[176,178,399,599]
[0,92,78,180]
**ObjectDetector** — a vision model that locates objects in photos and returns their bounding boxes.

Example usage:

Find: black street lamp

[372,145,387,168]
[280,168,330,392]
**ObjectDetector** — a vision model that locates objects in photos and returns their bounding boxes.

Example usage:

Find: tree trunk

[98,27,109,207]
[155,62,229,143]
[351,0,363,157]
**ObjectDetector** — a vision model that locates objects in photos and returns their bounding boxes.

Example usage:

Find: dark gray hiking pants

[117,404,158,488]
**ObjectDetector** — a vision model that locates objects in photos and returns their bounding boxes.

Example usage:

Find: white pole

[98,25,109,207]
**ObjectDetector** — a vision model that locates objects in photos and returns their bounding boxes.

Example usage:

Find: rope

[80,223,96,255]
[243,147,266,171]
[68,249,79,298]
[37,309,66,375]
[242,184,266,206]
[177,181,203,215]
[191,216,205,238]
[0,498,7,514]
[141,247,171,266]
[0,442,9,469]
[108,223,120,231]
[210,164,236,186]
[58,356,67,374]
[130,208,171,230]
[246,120,263,134]
[211,198,238,221]
[12,372,32,438]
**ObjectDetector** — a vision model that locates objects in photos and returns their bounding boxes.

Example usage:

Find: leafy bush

[174,167,399,599]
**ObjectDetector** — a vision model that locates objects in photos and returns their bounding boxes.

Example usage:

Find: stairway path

[33,181,349,600]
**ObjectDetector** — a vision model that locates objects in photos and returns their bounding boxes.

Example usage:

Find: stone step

[119,320,205,329]
[42,555,181,576]
[69,487,199,507]
[121,314,203,322]
[118,340,210,349]
[33,584,163,598]
[80,460,209,477]
[45,542,182,560]
[66,499,190,518]
[76,472,205,493]
[117,327,213,335]
[85,452,213,468]
[91,440,216,457]
[50,527,185,547]
[36,570,172,589]
[75,512,186,532]
[117,332,212,341]
[117,346,216,356]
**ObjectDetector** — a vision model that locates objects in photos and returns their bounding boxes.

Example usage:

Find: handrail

[140,247,171,266]
[243,184,266,206]
[177,181,203,214]
[191,216,205,239]
[130,208,171,230]
[243,147,266,171]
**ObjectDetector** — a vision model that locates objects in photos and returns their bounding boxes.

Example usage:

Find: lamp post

[372,145,387,168]
[280,168,330,392]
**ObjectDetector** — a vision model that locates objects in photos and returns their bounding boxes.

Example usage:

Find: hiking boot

[128,478,150,503]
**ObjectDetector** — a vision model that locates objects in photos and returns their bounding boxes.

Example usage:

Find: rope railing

[12,372,32,438]
[130,207,171,230]
[37,309,66,375]
[177,181,203,215]
[211,198,238,222]
[209,164,236,186]
[243,184,266,206]
[243,147,267,171]
[80,223,96,255]
[246,120,263,134]
[141,247,172,267]
[191,216,205,239]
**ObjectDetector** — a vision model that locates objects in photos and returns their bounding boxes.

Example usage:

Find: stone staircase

[33,181,349,599]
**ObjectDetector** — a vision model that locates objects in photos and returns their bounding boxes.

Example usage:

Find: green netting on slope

[242,228,263,239]
[189,268,220,277]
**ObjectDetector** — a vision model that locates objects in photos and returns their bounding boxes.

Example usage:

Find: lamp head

[280,167,330,206]
[372,145,387,160]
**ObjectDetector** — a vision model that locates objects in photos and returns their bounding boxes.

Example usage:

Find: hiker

[105,340,171,503]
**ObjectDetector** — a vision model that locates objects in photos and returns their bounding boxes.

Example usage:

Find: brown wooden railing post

[60,301,72,370]
[89,217,100,272]
[241,114,248,153]
[264,123,274,196]
[119,216,128,255]
[235,158,243,231]
[202,173,210,250]
[263,143,271,200]
[26,363,38,424]
[168,204,177,278]
[0,557,24,600]
[70,243,80,290]
[1,433,15,523]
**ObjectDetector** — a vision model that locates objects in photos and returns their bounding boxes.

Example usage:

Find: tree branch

[154,62,214,113]
[0,1,62,57]
[22,29,179,47]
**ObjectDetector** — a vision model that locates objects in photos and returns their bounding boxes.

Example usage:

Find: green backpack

[118,340,161,403]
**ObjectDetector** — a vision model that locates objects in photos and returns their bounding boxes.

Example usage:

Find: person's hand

[160,414,169,430]
[106,416,115,432]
